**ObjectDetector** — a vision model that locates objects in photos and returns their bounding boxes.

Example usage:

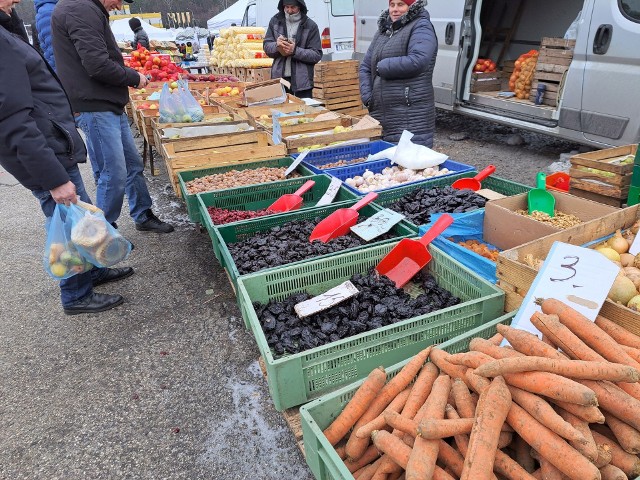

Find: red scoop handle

[419,214,454,247]
[293,180,315,196]
[474,165,496,182]
[349,192,378,212]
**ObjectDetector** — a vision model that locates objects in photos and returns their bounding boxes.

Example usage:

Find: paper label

[510,241,619,338]
[476,189,506,201]
[272,112,283,145]
[353,115,381,131]
[629,233,640,256]
[315,177,343,207]
[313,112,341,122]
[350,209,405,241]
[284,149,310,177]
[294,281,360,318]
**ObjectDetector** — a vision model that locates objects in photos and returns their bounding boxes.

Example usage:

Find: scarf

[284,12,302,77]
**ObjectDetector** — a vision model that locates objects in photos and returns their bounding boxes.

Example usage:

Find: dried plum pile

[389,186,486,225]
[254,269,460,356]
[227,218,398,275]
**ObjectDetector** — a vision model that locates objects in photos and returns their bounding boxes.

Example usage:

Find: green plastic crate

[197,175,359,257]
[177,157,316,224]
[236,243,505,410]
[215,200,419,288]
[299,312,515,480]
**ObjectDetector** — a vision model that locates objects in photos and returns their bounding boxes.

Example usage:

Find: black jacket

[132,27,150,50]
[0,11,86,191]
[263,0,322,93]
[51,0,141,113]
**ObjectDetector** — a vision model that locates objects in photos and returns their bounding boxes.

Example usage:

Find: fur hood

[378,0,427,34]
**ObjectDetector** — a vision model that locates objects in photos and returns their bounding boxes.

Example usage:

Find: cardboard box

[242,79,289,106]
[483,191,619,250]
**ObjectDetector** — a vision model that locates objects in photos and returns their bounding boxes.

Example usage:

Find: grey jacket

[263,0,322,93]
[359,0,438,147]
[133,27,149,50]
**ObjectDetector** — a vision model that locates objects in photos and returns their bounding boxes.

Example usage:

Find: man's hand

[137,73,149,87]
[282,41,295,56]
[50,181,78,206]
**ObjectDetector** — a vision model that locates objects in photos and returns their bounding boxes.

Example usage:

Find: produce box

[215,200,418,293]
[484,191,619,250]
[255,112,356,141]
[282,117,382,152]
[151,115,247,146]
[244,104,325,125]
[161,131,288,195]
[196,174,359,248]
[470,71,502,93]
[569,144,637,207]
[300,312,514,480]
[236,242,505,410]
[177,157,315,222]
[214,94,305,118]
[530,37,576,107]
[497,204,640,331]
[325,159,474,196]
[291,140,395,174]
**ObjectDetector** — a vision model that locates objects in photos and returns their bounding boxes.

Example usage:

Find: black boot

[63,293,124,315]
[135,210,174,233]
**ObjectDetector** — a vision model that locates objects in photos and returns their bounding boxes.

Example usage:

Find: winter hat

[390,0,416,5]
[283,0,301,6]
[129,18,142,31]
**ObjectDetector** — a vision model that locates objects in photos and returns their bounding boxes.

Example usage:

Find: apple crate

[283,117,382,153]
[214,94,307,119]
[300,312,514,480]
[151,114,247,147]
[236,242,505,410]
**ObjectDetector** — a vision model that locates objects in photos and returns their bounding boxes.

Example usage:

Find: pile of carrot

[321,298,640,480]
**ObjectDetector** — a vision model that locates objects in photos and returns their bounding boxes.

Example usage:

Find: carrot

[536,452,565,480]
[496,324,563,358]
[346,347,432,461]
[449,350,497,368]
[346,444,382,473]
[474,356,640,382]
[621,344,640,363]
[469,337,524,359]
[591,430,640,478]
[383,411,418,437]
[595,314,640,350]
[465,368,492,394]
[497,431,513,449]
[506,402,601,480]
[403,362,440,419]
[531,469,543,480]
[437,439,465,478]
[451,378,476,418]
[505,369,598,406]
[461,376,512,480]
[603,411,640,454]
[599,464,627,480]
[429,348,469,379]
[594,443,613,468]
[388,472,403,480]
[581,379,640,431]
[530,312,604,361]
[551,399,605,424]
[405,374,451,480]
[488,332,504,345]
[324,366,387,446]
[514,436,536,474]
[433,466,456,480]
[371,430,412,469]
[418,417,474,439]
[357,459,384,480]
[335,443,347,460]
[355,389,411,439]
[556,408,598,461]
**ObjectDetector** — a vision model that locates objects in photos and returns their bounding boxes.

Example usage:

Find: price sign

[510,241,619,338]
[294,281,360,318]
[284,149,310,177]
[629,233,640,256]
[315,177,343,207]
[272,115,282,145]
[350,209,405,241]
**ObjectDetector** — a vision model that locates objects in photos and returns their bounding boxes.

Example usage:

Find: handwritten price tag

[315,177,343,207]
[350,209,405,241]
[284,150,310,177]
[294,281,360,318]
[629,233,640,256]
[511,241,619,338]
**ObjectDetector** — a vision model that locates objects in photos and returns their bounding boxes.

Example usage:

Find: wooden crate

[318,93,363,111]
[529,37,575,106]
[314,60,359,83]
[312,79,360,99]
[215,94,308,119]
[233,67,272,82]
[151,115,247,147]
[496,204,640,335]
[470,71,502,93]
[283,117,381,151]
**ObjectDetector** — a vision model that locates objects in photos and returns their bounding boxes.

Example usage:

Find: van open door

[580,2,640,145]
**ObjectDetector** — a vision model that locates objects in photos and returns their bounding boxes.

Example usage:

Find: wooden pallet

[321,94,364,110]
[314,61,359,83]
[529,37,575,107]
[312,83,361,99]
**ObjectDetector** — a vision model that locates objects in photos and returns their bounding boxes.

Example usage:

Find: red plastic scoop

[451,165,496,191]
[268,180,316,213]
[309,192,378,243]
[375,214,454,288]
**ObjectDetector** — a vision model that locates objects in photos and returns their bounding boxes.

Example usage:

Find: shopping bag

[391,130,448,170]
[64,203,132,268]
[44,204,94,279]
[159,80,205,123]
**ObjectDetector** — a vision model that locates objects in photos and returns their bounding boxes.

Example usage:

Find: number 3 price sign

[511,241,619,338]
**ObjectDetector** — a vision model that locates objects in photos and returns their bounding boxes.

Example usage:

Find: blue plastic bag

[44,205,94,279]
[159,80,204,123]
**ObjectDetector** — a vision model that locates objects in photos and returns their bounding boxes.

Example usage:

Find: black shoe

[111,222,118,229]
[92,267,135,287]
[135,210,174,233]
[63,292,124,315]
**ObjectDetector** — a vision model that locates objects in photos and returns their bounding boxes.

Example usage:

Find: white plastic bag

[390,131,448,169]
[367,146,397,162]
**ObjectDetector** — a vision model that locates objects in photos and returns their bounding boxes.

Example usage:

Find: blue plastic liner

[420,211,501,283]
[291,140,396,174]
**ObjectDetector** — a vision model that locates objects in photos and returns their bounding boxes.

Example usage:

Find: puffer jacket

[0,14,86,191]
[133,27,149,50]
[263,0,322,93]
[34,0,58,69]
[359,0,438,147]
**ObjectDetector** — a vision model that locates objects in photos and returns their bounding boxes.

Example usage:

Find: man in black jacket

[51,0,173,233]
[0,2,131,315]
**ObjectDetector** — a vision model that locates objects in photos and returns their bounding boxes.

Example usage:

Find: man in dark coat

[129,17,149,50]
[0,2,131,315]
[359,0,438,147]
[263,0,322,98]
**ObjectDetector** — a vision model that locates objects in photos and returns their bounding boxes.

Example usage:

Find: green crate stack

[627,144,640,206]
[299,312,514,480]
[177,157,316,224]
[214,201,418,291]
[197,175,359,258]
[236,242,505,410]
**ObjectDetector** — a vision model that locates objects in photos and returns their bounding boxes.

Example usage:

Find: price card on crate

[315,177,343,207]
[511,241,618,338]
[284,149,310,177]
[350,209,405,241]
[629,234,640,256]
[294,281,360,318]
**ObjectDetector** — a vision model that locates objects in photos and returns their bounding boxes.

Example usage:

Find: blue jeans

[76,112,152,224]
[32,165,109,307]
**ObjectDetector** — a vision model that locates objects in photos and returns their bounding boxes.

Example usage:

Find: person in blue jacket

[359,0,438,147]
[34,0,57,69]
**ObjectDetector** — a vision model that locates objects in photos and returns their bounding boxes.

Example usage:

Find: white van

[355,0,640,148]
[242,0,355,60]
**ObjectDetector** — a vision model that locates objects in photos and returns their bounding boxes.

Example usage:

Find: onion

[596,246,621,262]
[608,230,629,254]
[623,230,635,248]
[628,295,640,311]
[608,275,638,305]
[620,253,635,267]
[626,273,640,290]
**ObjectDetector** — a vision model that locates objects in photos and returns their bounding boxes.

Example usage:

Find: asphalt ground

[0,111,582,479]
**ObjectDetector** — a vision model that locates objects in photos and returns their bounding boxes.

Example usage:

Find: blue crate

[291,140,395,174]
[325,159,475,196]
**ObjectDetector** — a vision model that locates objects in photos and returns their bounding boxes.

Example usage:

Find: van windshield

[332,0,354,17]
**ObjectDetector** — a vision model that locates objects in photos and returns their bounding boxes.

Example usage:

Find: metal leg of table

[149,144,156,176]
[142,138,148,168]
